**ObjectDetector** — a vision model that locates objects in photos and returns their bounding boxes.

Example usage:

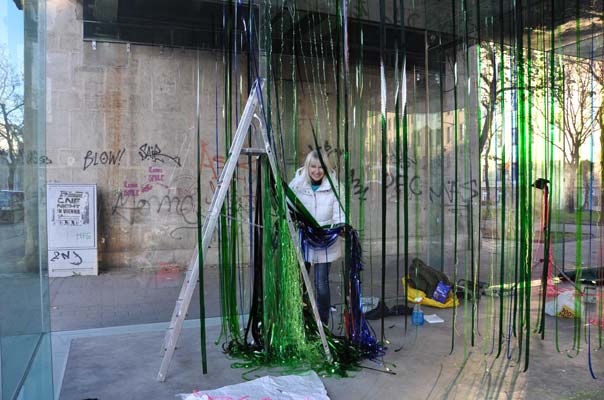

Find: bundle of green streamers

[261,167,313,364]
[222,159,364,377]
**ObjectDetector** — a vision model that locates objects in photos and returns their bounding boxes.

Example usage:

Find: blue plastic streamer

[298,224,384,359]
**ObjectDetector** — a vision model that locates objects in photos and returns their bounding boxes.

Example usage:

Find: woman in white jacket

[289,150,344,324]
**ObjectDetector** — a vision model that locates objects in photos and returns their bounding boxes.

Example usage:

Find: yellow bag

[402,277,459,308]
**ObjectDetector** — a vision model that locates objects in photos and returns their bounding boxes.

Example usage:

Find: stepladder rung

[173,303,184,316]
[241,147,266,155]
[184,270,194,282]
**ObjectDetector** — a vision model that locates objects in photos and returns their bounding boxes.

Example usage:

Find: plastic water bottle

[412,297,424,326]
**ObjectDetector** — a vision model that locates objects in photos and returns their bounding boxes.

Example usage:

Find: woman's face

[308,159,325,182]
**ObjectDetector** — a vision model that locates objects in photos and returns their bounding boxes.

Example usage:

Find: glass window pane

[0,0,51,398]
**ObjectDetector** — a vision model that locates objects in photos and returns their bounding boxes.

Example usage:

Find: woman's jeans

[313,262,331,324]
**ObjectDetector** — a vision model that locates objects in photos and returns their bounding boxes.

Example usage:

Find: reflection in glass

[0,0,51,398]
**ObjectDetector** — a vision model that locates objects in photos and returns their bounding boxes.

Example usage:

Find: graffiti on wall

[50,250,83,266]
[308,139,479,208]
[138,143,182,167]
[120,167,167,198]
[0,149,53,164]
[108,139,257,238]
[83,149,126,171]
[83,143,182,172]
[93,137,478,239]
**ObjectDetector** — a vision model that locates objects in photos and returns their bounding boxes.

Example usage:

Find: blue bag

[432,281,452,304]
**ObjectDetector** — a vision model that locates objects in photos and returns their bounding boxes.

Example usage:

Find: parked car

[0,190,24,223]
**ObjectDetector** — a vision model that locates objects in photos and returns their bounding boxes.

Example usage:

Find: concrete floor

[56,297,604,400]
[49,235,604,399]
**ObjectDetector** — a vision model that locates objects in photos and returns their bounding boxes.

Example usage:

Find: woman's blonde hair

[303,150,333,184]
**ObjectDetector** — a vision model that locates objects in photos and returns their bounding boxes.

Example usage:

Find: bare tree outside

[0,45,24,191]
[478,42,498,203]
[591,61,604,222]
[554,57,603,211]
[478,43,548,203]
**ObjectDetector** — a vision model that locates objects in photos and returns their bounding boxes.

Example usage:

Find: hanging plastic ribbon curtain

[194,0,603,379]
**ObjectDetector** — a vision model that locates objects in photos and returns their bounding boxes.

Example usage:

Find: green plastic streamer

[548,0,558,352]
[217,4,241,346]
[496,5,506,357]
[196,52,208,374]
[450,0,459,355]
[342,0,353,326]
[461,0,473,353]
[515,2,532,370]
[379,0,387,344]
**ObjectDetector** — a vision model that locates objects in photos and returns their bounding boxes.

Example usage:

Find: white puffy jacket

[289,168,345,264]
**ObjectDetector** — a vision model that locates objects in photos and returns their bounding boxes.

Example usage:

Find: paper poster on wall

[47,184,98,277]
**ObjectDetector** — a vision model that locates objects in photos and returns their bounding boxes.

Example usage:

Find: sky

[0,0,24,75]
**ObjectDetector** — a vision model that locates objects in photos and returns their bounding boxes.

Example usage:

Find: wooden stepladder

[157,79,332,382]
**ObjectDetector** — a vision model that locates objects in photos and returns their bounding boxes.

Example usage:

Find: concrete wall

[46,0,478,271]
[46,0,232,268]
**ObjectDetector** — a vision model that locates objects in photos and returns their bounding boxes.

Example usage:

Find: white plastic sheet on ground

[178,371,330,400]
[545,290,583,318]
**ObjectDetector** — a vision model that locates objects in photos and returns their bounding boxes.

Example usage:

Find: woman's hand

[331,223,348,236]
